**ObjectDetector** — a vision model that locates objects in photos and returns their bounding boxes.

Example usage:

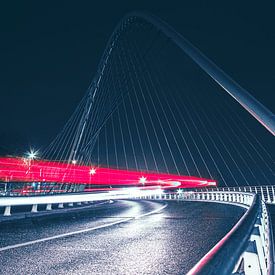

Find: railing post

[237,194,240,203]
[243,193,247,204]
[241,194,244,204]
[224,193,227,202]
[267,186,272,203]
[3,205,11,216]
[238,194,241,203]
[31,204,38,213]
[246,195,250,205]
[261,186,265,202]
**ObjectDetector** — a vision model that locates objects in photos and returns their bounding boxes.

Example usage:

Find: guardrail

[195,185,275,204]
[0,189,162,216]
[184,192,274,275]
[135,191,274,275]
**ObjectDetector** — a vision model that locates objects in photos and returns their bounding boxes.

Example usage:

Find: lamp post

[26,149,39,194]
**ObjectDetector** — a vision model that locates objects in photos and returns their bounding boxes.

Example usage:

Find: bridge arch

[93,11,275,136]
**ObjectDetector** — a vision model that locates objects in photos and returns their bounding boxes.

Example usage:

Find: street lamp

[25,148,39,194]
[27,149,38,160]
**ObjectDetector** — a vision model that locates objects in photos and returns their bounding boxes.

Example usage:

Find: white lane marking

[134,203,167,219]
[0,202,167,252]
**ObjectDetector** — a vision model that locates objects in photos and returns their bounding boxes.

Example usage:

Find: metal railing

[135,190,274,275]
[195,185,275,204]
[0,191,134,216]
[0,189,162,216]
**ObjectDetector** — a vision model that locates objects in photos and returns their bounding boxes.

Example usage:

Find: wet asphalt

[0,200,245,275]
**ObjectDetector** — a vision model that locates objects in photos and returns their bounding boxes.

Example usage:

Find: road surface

[0,200,245,274]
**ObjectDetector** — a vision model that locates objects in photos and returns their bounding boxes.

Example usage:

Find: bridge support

[68,202,74,207]
[46,203,52,211]
[4,205,11,216]
[58,203,64,209]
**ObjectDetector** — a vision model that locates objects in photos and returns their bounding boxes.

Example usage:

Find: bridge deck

[0,200,244,274]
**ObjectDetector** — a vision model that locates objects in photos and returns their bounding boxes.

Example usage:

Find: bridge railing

[136,190,274,275]
[194,185,275,204]
[0,190,145,217]
[0,189,163,217]
[183,192,274,275]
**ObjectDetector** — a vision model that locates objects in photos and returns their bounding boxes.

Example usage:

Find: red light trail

[0,157,216,189]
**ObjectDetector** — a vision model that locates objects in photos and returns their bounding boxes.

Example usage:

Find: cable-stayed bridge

[0,13,274,192]
[0,12,274,275]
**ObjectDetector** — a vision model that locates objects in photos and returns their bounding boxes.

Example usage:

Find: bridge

[0,12,274,275]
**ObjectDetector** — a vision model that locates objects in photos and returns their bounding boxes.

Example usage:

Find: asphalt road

[0,200,245,274]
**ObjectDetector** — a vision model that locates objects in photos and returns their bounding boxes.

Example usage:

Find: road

[0,200,245,274]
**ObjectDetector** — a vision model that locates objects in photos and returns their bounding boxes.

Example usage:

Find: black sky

[0,0,274,154]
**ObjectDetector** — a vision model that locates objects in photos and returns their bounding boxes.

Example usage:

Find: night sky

[0,0,274,154]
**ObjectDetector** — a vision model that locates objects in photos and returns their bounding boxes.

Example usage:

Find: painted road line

[0,202,167,252]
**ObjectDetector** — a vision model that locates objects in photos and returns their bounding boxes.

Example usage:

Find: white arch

[98,11,275,136]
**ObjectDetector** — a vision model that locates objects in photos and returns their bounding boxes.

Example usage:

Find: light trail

[0,157,216,189]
